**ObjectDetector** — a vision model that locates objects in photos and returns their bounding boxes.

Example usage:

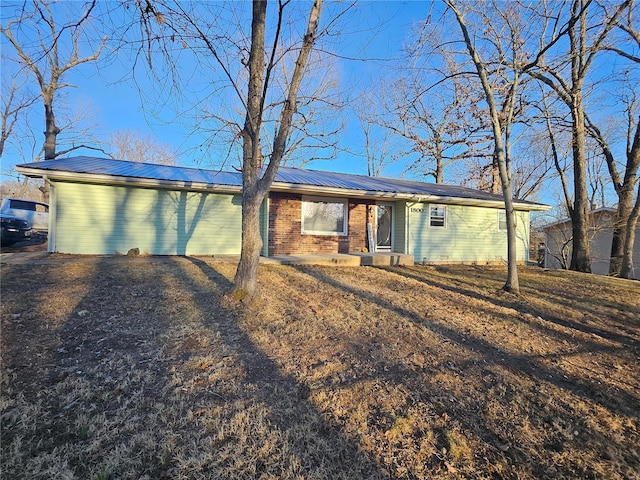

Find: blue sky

[2,0,634,213]
[0,1,431,180]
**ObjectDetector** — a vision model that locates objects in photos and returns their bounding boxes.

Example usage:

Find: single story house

[543,207,640,279]
[16,156,549,262]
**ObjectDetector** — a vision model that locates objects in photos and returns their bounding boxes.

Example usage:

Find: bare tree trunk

[490,156,501,195]
[233,185,265,300]
[434,158,444,184]
[609,119,640,275]
[569,101,592,272]
[232,0,268,301]
[43,94,60,160]
[620,183,640,279]
[610,180,636,274]
[231,0,323,302]
[448,0,520,293]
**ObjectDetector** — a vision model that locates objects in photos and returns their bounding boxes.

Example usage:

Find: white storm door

[376,203,393,251]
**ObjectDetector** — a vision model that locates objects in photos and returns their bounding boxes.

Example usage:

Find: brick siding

[268,192,373,255]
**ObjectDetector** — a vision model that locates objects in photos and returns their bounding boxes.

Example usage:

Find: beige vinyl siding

[544,211,640,279]
[408,203,529,263]
[51,181,242,255]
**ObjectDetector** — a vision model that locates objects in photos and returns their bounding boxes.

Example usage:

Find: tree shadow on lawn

[290,265,639,426]
[1,257,385,479]
[180,257,386,478]
[2,256,188,479]
[384,267,638,371]
[390,265,639,348]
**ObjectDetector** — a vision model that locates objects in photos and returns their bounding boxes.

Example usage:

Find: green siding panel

[394,200,407,254]
[408,203,529,263]
[52,182,242,255]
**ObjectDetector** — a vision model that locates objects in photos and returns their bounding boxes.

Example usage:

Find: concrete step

[262,252,414,266]
[351,253,414,266]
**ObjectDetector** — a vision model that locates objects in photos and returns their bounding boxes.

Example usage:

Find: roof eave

[15,166,243,194]
[270,182,550,211]
[16,165,550,211]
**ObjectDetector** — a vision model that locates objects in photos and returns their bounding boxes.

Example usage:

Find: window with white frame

[301,197,348,235]
[429,205,446,228]
[498,211,507,230]
[498,210,516,230]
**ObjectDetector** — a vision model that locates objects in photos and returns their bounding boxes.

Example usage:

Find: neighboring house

[16,156,549,261]
[543,207,640,279]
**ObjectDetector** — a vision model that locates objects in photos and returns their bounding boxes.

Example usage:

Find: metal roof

[275,167,512,202]
[16,156,548,209]
[17,156,243,187]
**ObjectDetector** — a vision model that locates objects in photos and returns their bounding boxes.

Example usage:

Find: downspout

[406,202,413,259]
[261,195,270,257]
[44,176,55,253]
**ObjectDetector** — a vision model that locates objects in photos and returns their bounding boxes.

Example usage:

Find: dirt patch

[1,257,638,479]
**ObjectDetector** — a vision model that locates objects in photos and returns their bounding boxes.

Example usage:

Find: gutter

[44,176,55,253]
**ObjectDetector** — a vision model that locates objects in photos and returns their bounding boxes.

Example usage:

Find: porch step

[262,252,414,267]
[351,252,415,266]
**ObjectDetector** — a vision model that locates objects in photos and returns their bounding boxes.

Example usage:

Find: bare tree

[525,0,630,273]
[0,78,38,159]
[1,1,107,160]
[584,2,640,278]
[444,0,541,293]
[354,91,399,177]
[373,39,494,185]
[233,0,324,300]
[134,0,331,301]
[0,178,44,201]
[587,102,640,276]
[109,129,177,165]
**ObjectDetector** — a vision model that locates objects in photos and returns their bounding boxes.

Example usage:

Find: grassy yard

[1,255,638,479]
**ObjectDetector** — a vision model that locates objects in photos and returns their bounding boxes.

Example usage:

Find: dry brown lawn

[1,255,639,479]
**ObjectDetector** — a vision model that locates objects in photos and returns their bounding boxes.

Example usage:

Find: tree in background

[1,1,107,161]
[0,78,37,160]
[382,74,492,185]
[0,178,44,200]
[586,1,640,278]
[525,0,630,273]
[369,28,494,186]
[353,90,399,177]
[109,129,177,165]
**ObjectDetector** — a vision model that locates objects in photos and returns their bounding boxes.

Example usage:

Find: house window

[498,211,507,230]
[498,211,516,230]
[301,197,348,235]
[429,205,446,228]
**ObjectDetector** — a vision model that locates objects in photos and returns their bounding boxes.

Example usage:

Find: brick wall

[268,192,373,255]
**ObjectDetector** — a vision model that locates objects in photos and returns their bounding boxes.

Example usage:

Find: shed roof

[541,207,617,230]
[16,156,549,210]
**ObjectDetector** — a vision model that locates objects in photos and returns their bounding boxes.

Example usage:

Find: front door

[376,204,393,251]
